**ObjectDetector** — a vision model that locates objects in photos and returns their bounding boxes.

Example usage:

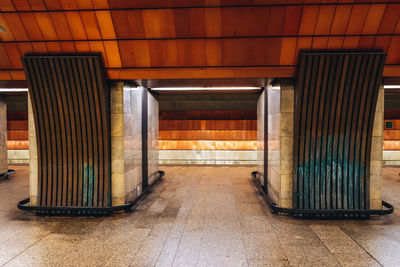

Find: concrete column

[28,94,38,205]
[0,96,7,175]
[370,85,384,209]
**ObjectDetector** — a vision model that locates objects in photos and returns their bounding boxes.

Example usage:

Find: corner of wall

[110,82,125,206]
[279,79,295,209]
[28,94,38,206]
[370,85,384,209]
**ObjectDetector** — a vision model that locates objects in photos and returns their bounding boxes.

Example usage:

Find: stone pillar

[279,80,295,209]
[0,96,7,175]
[111,82,143,206]
[370,85,384,209]
[28,94,38,205]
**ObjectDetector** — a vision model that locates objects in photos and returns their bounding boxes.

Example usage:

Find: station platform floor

[0,165,400,266]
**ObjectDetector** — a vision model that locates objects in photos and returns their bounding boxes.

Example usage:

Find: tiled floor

[1,165,400,266]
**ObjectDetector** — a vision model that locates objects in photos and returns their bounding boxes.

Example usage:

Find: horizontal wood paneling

[7,120,28,130]
[22,55,111,207]
[294,52,386,210]
[159,120,257,130]
[160,110,256,120]
[1,3,400,79]
[7,130,27,140]
[158,140,257,150]
[159,130,257,140]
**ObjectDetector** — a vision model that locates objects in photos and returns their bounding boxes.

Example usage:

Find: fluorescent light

[151,87,260,91]
[0,88,28,92]
[384,85,400,89]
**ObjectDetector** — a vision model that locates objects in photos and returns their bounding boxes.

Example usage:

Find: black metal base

[251,171,394,219]
[17,170,165,216]
[0,169,15,180]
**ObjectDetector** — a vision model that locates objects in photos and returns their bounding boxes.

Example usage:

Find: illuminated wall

[158,94,258,165]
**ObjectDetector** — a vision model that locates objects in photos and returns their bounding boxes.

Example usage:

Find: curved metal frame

[17,170,165,216]
[251,171,393,219]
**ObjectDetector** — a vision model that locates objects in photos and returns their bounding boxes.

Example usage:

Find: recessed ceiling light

[384,85,400,89]
[151,87,260,91]
[0,88,28,92]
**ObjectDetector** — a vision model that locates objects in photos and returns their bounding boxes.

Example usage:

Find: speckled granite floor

[1,165,400,266]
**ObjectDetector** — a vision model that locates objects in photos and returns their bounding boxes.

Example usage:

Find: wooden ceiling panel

[326,36,344,49]
[64,12,87,39]
[280,37,297,65]
[358,36,375,49]
[267,6,286,35]
[28,0,47,10]
[3,13,29,40]
[162,39,178,66]
[345,5,369,35]
[386,36,400,64]
[283,6,303,35]
[190,8,206,36]
[236,7,269,36]
[11,0,31,11]
[43,0,62,10]
[95,11,116,39]
[103,40,121,68]
[59,0,78,10]
[0,14,15,41]
[374,36,392,51]
[205,7,221,37]
[206,39,222,66]
[17,42,34,57]
[74,40,89,51]
[3,43,22,68]
[1,2,400,80]
[342,36,360,49]
[46,41,62,52]
[92,0,108,9]
[312,36,328,49]
[0,43,13,68]
[361,4,386,34]
[31,42,47,52]
[89,41,108,67]
[0,0,16,11]
[80,11,102,39]
[314,5,336,35]
[75,0,93,9]
[48,12,73,40]
[111,10,145,39]
[35,13,58,40]
[156,9,176,38]
[377,4,400,34]
[19,13,43,40]
[60,41,76,52]
[298,5,319,35]
[174,8,192,38]
[330,5,352,35]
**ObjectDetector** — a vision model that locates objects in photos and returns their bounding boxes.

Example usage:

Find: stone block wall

[370,86,384,209]
[111,82,143,206]
[148,92,159,185]
[0,97,7,175]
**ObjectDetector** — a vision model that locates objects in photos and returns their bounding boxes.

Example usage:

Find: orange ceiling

[1,0,400,80]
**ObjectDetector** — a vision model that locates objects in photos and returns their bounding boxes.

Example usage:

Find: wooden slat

[22,55,111,207]
[294,52,386,211]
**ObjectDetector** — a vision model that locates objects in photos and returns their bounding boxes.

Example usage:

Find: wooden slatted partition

[294,52,385,210]
[22,55,111,207]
